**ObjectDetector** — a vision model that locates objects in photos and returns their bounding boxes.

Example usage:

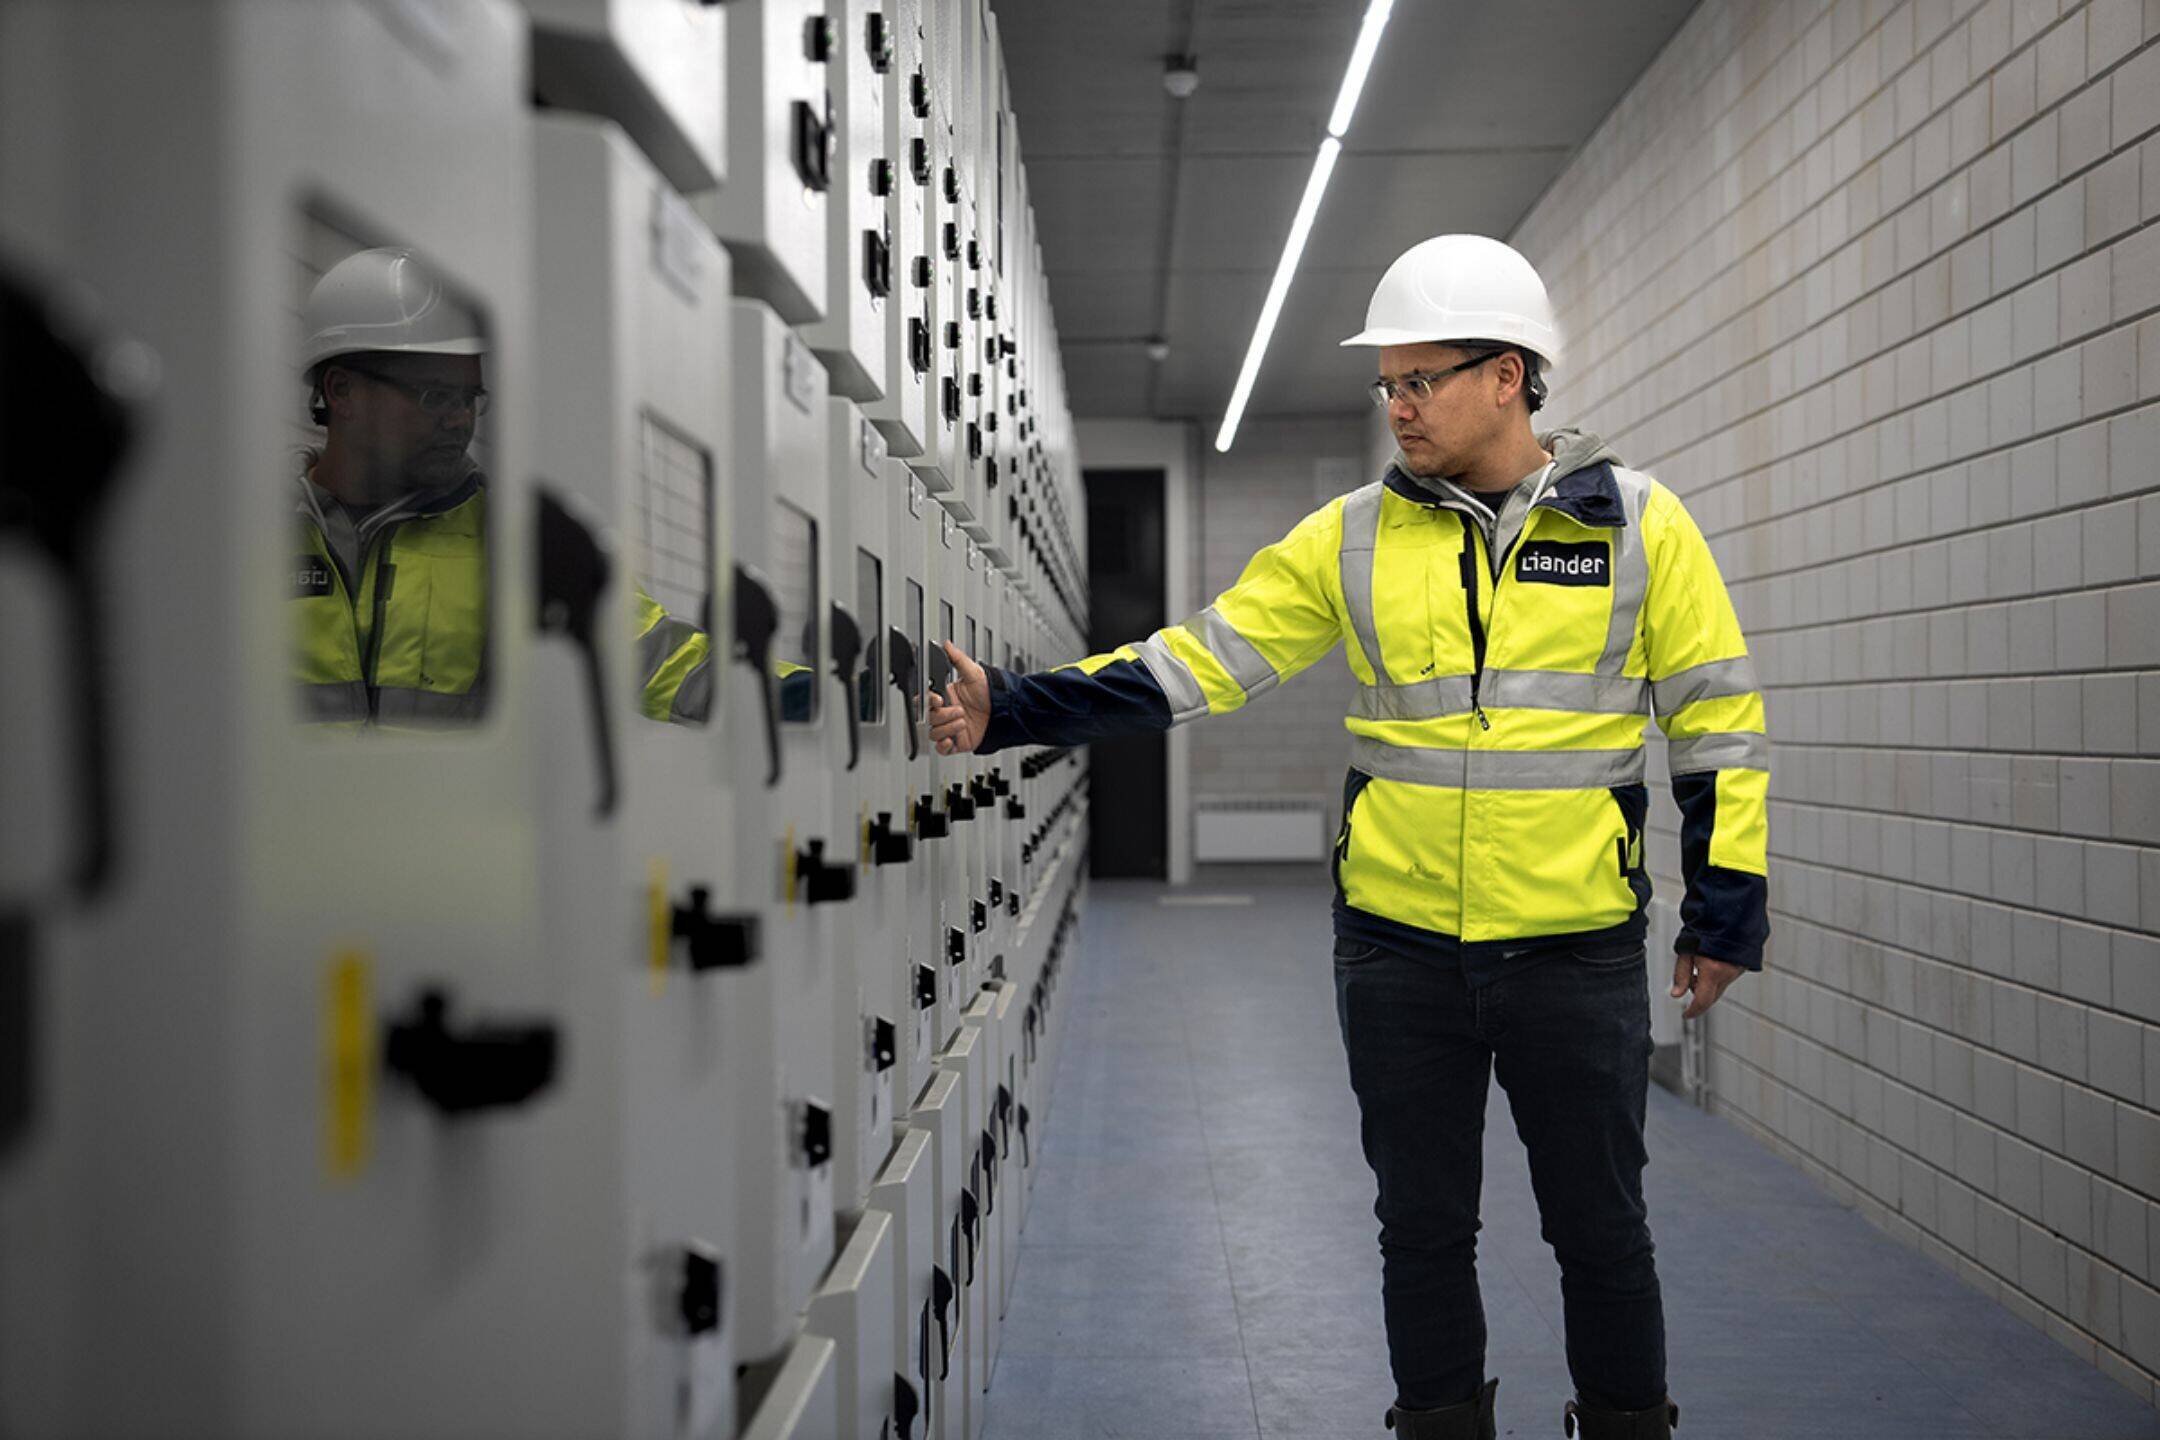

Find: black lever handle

[828,599,862,771]
[535,489,618,819]
[732,564,782,787]
[915,1295,935,1429]
[0,266,152,897]
[924,639,954,693]
[894,1374,920,1440]
[383,987,560,1116]
[887,625,920,760]
[959,1188,979,1283]
[932,1262,955,1378]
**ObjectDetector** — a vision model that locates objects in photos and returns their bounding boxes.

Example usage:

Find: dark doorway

[1083,468,1168,879]
[0,913,32,1162]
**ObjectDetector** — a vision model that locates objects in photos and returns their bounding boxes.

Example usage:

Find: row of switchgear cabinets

[0,0,1098,1435]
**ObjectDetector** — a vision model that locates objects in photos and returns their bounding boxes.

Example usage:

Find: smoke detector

[1162,56,1200,100]
[1145,337,1171,363]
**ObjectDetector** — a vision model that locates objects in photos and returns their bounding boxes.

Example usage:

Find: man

[296,246,708,726]
[924,234,1769,1440]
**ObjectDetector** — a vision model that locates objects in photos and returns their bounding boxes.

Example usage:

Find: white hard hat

[301,247,485,373]
[1339,233,1561,371]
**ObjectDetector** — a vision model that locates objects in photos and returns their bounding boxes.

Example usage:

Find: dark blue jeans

[1332,934,1665,1413]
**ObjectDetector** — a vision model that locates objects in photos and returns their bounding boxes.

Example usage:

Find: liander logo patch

[294,555,334,598]
[1514,539,1610,587]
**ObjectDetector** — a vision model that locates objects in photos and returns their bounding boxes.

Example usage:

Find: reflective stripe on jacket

[977,428,1771,969]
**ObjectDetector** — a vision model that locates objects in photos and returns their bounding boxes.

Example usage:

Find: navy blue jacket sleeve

[1669,772,1770,970]
[976,661,1173,754]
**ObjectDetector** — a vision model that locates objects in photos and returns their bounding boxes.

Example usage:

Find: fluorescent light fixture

[1215,0,1394,453]
[1328,0,1395,137]
[1214,136,1342,453]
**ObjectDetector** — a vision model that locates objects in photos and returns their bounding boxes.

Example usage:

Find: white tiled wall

[1513,0,2160,1399]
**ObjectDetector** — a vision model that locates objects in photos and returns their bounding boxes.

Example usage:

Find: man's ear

[1493,350,1526,410]
[320,364,353,417]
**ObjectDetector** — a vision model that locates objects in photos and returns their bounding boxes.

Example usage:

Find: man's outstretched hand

[927,641,992,755]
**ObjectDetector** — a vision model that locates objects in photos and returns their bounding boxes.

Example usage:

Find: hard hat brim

[305,336,489,371]
[1339,326,1444,348]
[1340,326,1559,370]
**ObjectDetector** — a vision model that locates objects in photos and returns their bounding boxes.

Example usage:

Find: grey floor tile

[1022,1195,1223,1249]
[1245,1350,1396,1434]
[978,1354,1261,1440]
[997,1277,1247,1359]
[1012,1238,1234,1298]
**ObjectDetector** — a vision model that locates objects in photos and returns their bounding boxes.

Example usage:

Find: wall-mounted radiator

[1192,795,1329,862]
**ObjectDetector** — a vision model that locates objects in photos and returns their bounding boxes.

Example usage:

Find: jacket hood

[1540,427,1622,482]
[1386,426,1621,500]
[1384,427,1630,530]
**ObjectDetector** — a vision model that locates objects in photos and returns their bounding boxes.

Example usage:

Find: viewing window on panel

[635,413,715,727]
[773,499,820,725]
[857,549,885,726]
[292,212,491,730]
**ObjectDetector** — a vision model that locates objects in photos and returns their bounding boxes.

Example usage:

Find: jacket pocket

[1332,768,1374,901]
[1570,936,1646,967]
[1332,936,1383,965]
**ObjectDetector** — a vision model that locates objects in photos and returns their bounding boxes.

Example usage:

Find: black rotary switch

[671,886,761,971]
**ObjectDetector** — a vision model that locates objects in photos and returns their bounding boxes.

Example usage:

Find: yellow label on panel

[324,951,372,1183]
[648,856,671,997]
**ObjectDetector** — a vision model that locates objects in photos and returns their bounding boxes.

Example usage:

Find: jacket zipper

[1456,513,1491,730]
[360,523,403,720]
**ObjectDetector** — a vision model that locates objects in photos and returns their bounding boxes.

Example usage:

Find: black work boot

[1384,1377,1498,1440]
[1561,1392,1678,1438]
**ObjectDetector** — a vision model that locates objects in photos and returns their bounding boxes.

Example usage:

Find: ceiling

[993,0,1702,424]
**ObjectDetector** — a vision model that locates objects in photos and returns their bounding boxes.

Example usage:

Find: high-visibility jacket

[976,429,1770,970]
[295,472,489,725]
[635,587,714,724]
[297,470,713,729]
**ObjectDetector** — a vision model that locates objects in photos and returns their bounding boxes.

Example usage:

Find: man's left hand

[1669,951,1745,1020]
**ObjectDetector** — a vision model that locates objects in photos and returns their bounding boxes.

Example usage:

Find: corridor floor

[981,871,2160,1440]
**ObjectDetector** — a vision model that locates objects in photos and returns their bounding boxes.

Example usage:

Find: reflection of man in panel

[295,247,711,727]
[295,247,492,726]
